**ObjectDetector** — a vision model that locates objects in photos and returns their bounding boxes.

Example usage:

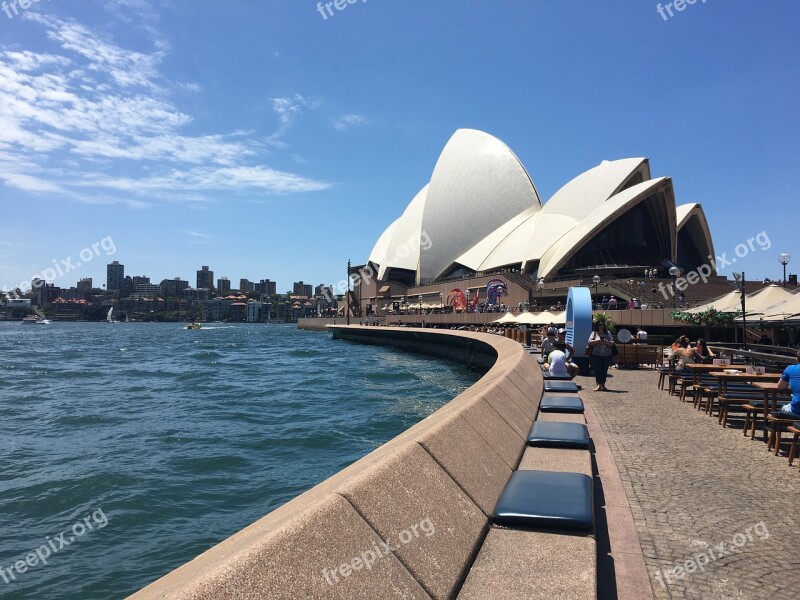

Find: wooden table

[744,382,792,440]
[711,372,782,426]
[684,364,729,386]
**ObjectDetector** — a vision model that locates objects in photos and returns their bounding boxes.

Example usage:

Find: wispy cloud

[267,94,320,147]
[332,113,367,132]
[181,229,214,244]
[0,13,331,205]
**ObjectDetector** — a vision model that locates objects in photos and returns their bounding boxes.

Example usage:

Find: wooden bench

[613,344,662,369]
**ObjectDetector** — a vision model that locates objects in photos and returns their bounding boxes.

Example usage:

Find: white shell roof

[373,184,428,279]
[418,129,541,282]
[540,157,649,221]
[367,130,709,284]
[453,157,651,273]
[537,177,675,279]
[676,202,716,270]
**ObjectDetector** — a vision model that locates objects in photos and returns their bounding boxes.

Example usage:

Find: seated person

[635,327,648,343]
[778,350,800,418]
[693,338,715,363]
[543,341,578,379]
[669,338,696,371]
[556,328,579,378]
[540,327,558,356]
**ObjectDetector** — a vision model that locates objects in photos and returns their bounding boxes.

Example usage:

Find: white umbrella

[493,312,519,324]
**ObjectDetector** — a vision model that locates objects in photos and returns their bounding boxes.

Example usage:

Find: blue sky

[1,0,798,293]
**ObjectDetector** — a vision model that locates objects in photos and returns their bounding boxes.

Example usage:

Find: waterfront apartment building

[239,279,255,293]
[77,278,93,293]
[197,266,214,292]
[217,277,231,295]
[161,277,189,297]
[293,281,312,298]
[260,279,277,296]
[107,261,124,292]
[182,287,211,301]
[132,276,150,289]
[134,283,161,297]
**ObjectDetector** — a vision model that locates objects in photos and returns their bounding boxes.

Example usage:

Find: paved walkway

[577,368,799,600]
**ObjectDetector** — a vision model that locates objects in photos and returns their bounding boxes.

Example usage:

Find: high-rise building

[260,279,277,296]
[315,284,334,300]
[293,281,312,298]
[107,261,124,292]
[77,278,93,292]
[161,277,189,297]
[217,277,231,295]
[239,278,255,293]
[197,266,214,291]
[132,276,150,289]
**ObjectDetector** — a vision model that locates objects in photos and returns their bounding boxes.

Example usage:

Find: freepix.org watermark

[654,521,769,588]
[316,0,367,21]
[658,230,771,301]
[321,517,435,586]
[2,0,51,21]
[1,508,108,585]
[657,0,708,22]
[2,236,117,299]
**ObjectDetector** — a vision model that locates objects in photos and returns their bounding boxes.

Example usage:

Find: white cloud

[0,14,330,205]
[332,113,367,131]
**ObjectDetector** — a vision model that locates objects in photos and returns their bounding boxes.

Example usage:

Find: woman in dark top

[588,321,614,391]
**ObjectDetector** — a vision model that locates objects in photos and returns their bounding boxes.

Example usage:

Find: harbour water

[0,322,480,599]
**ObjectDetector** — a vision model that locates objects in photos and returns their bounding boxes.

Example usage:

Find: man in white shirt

[636,327,648,342]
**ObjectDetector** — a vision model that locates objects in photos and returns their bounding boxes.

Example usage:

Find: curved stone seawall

[131,326,542,599]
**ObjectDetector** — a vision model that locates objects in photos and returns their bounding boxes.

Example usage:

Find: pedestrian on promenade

[588,321,614,391]
[778,350,800,418]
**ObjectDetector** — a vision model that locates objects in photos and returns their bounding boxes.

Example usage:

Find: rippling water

[0,322,480,599]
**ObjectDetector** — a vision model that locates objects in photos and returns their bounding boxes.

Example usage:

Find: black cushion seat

[544,380,579,393]
[493,470,593,532]
[527,421,589,449]
[539,395,585,413]
[543,374,572,381]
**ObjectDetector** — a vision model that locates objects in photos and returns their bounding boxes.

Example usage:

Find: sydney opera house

[352,129,717,313]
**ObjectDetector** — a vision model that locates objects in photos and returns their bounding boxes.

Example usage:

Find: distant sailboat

[107,307,118,324]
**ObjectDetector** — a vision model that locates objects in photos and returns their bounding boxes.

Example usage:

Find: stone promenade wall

[131,326,541,599]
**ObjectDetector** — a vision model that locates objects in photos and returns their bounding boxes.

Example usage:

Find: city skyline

[1,1,798,292]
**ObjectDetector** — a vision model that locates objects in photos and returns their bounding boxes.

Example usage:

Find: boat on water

[22,315,51,324]
[186,322,202,330]
[106,307,118,324]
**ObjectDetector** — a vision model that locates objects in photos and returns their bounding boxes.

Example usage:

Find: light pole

[779,252,791,289]
[592,275,601,308]
[465,289,470,312]
[538,278,544,307]
[440,292,443,310]
[669,266,680,308]
[734,272,747,350]
[418,295,423,313]
[346,259,351,325]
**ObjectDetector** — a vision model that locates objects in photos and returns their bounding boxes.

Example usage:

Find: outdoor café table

[684,364,728,386]
[712,372,782,427]
[744,382,792,441]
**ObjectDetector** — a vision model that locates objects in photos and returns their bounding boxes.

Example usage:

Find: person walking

[588,321,615,391]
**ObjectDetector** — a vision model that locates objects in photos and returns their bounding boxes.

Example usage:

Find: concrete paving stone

[577,368,800,600]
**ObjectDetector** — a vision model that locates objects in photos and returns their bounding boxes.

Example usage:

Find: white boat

[186,322,202,330]
[22,315,38,324]
[107,307,118,324]
[35,318,52,325]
